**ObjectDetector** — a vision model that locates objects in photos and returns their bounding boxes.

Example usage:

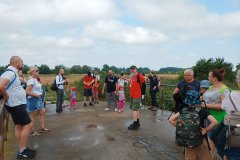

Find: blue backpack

[183,90,201,107]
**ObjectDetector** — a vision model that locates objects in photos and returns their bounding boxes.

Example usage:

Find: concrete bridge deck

[5,102,184,160]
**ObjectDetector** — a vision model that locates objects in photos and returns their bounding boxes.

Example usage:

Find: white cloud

[124,0,240,38]
[0,0,239,69]
[0,0,119,31]
[57,37,95,49]
[83,20,168,44]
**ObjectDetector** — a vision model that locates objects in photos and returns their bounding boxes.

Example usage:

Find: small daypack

[183,90,201,107]
[224,92,240,149]
[50,76,58,91]
[175,107,203,148]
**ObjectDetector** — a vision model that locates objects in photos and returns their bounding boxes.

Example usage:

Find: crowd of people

[169,69,240,160]
[0,56,239,159]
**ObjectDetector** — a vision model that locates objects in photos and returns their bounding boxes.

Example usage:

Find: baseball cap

[200,80,210,89]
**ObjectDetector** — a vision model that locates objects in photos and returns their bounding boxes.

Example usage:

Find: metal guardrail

[0,100,8,160]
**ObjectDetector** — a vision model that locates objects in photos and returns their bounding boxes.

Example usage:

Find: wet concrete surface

[5,102,184,160]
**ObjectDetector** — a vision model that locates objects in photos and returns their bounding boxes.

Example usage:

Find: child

[93,78,100,104]
[69,87,77,109]
[117,85,125,113]
[199,80,210,96]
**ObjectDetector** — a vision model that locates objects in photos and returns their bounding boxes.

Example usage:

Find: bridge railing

[0,100,8,160]
[125,83,176,111]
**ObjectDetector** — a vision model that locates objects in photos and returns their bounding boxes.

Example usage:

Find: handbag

[224,92,240,148]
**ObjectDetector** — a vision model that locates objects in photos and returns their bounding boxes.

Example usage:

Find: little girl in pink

[118,85,125,113]
[69,87,77,109]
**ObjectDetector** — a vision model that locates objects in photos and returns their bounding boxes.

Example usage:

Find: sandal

[29,131,40,136]
[39,128,52,133]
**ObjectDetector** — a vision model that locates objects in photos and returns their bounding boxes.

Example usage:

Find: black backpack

[50,78,58,91]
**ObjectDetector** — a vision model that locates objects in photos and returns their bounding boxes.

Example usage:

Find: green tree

[193,57,235,82]
[236,63,240,71]
[53,65,70,75]
[70,65,82,74]
[23,65,30,74]
[101,64,110,73]
[0,66,7,73]
[81,65,91,74]
[109,66,119,73]
[39,64,51,74]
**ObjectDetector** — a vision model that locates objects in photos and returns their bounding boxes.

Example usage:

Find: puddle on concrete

[69,136,83,141]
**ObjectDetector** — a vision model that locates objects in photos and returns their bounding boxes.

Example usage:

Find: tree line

[0,64,183,75]
[0,57,239,83]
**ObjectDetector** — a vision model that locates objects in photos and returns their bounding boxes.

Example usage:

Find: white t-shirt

[0,66,26,107]
[221,92,240,114]
[118,78,128,86]
[27,78,42,98]
[56,75,64,89]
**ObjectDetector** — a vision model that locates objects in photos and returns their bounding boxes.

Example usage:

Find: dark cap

[130,65,137,69]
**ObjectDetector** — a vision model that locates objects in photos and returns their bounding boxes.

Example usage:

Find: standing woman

[18,69,27,89]
[26,67,51,136]
[202,68,230,159]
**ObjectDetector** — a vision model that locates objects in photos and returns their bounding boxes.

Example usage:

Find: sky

[0,0,239,70]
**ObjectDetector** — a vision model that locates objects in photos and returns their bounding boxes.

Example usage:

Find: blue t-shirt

[177,80,200,95]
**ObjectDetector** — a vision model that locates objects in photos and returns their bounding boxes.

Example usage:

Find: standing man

[0,56,36,159]
[83,71,94,107]
[173,69,200,112]
[128,65,145,130]
[56,69,67,113]
[102,70,118,111]
[148,70,159,111]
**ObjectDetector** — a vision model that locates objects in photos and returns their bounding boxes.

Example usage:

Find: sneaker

[26,147,37,155]
[17,148,37,159]
[84,103,87,107]
[68,107,72,109]
[29,131,40,136]
[129,122,140,128]
[118,109,121,113]
[104,107,110,111]
[121,109,125,112]
[114,108,118,112]
[89,102,94,106]
[128,122,139,130]
[74,106,77,109]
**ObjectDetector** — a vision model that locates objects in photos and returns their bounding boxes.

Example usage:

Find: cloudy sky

[0,0,239,69]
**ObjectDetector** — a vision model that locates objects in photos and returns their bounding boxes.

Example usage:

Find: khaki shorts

[185,138,211,160]
[130,98,141,111]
